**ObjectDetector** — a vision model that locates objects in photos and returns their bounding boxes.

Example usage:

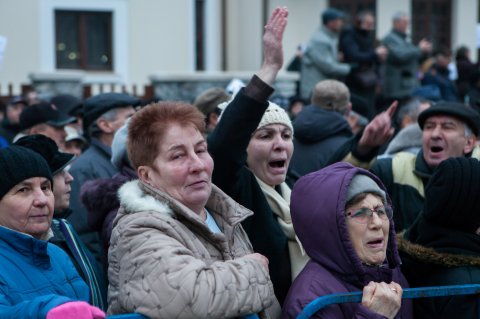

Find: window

[55,10,113,71]
[411,0,451,49]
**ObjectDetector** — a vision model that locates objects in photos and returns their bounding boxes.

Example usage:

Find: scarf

[255,176,309,279]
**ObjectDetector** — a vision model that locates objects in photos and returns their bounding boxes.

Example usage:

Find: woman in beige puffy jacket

[107,9,288,318]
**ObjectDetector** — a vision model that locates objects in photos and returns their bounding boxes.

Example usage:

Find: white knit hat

[257,101,294,132]
[218,100,293,132]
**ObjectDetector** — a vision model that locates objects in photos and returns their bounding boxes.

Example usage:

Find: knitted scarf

[255,176,309,279]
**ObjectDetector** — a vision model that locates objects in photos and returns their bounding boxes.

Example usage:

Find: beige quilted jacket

[107,180,280,319]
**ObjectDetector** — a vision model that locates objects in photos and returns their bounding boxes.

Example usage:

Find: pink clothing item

[47,301,105,319]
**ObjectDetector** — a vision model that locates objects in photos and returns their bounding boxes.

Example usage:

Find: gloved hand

[47,301,105,319]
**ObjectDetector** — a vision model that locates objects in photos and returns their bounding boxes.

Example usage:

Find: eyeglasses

[345,205,393,224]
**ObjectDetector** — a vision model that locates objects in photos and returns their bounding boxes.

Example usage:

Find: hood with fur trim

[397,232,480,268]
[115,179,253,230]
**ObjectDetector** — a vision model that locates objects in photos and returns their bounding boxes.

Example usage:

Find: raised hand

[357,100,397,155]
[257,6,288,85]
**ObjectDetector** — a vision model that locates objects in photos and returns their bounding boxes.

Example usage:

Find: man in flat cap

[193,87,230,136]
[19,101,76,150]
[300,8,351,100]
[68,92,138,265]
[370,102,480,231]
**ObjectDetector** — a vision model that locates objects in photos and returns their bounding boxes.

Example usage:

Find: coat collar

[397,232,480,267]
[0,226,51,267]
[414,150,435,179]
[117,180,253,233]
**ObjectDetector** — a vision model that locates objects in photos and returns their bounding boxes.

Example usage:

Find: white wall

[224,0,263,71]
[0,0,478,95]
[0,0,40,94]
[376,0,411,39]
[269,0,327,71]
[129,0,193,90]
[451,0,478,61]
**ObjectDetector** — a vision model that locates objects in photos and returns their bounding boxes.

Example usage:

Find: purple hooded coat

[282,162,413,319]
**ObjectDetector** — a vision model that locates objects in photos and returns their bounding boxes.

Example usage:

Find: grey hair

[396,98,431,127]
[392,12,408,22]
[88,108,122,137]
[98,108,120,122]
[465,125,474,138]
[356,10,374,23]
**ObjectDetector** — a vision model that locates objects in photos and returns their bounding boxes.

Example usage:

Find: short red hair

[127,101,206,169]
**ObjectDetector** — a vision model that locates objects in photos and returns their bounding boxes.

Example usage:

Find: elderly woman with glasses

[282,162,413,319]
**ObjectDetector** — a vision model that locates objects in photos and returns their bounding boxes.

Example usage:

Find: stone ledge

[150,71,299,102]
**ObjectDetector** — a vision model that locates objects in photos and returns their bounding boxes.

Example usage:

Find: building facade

[0,0,478,100]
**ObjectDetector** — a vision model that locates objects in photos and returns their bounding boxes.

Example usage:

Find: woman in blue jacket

[0,145,104,319]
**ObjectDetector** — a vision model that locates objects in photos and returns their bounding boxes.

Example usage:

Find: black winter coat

[208,81,292,305]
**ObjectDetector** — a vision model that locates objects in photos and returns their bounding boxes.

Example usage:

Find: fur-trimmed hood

[397,232,480,268]
[115,179,253,230]
[117,180,172,217]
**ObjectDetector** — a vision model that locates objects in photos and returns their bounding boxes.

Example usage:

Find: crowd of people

[0,5,479,319]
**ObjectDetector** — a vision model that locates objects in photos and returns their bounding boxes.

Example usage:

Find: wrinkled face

[53,169,73,211]
[0,177,54,239]
[422,115,475,168]
[7,103,26,124]
[346,194,390,265]
[247,124,293,187]
[139,123,214,215]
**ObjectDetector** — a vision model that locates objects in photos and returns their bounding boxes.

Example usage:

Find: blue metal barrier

[107,312,259,319]
[108,314,149,319]
[297,284,480,319]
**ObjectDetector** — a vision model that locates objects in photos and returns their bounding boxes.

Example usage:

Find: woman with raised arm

[208,6,308,305]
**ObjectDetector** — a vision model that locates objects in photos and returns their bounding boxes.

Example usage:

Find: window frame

[55,10,113,71]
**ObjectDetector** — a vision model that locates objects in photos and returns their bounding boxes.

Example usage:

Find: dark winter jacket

[49,216,106,310]
[340,27,380,105]
[0,118,21,144]
[422,64,459,102]
[68,138,118,267]
[398,229,480,319]
[456,56,476,100]
[208,76,292,304]
[282,162,412,319]
[81,166,137,275]
[397,156,480,318]
[290,105,353,182]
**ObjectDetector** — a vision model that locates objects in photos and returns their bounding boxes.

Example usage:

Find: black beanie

[0,146,52,199]
[423,157,480,233]
[14,134,75,175]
